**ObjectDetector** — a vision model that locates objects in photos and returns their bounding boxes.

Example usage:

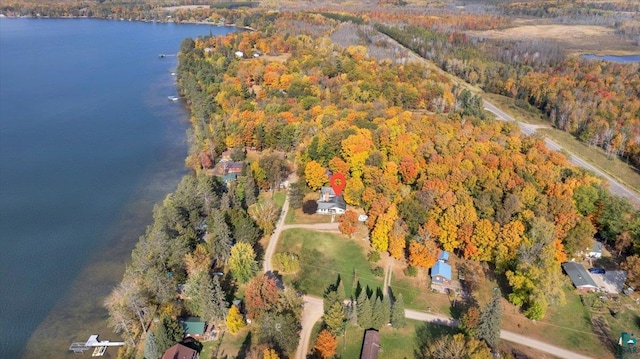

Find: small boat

[167,96,179,101]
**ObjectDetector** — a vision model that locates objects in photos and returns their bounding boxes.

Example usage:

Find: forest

[23,3,631,358]
[175,11,639,324]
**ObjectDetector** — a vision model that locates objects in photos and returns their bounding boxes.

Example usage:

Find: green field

[336,320,456,358]
[275,229,383,297]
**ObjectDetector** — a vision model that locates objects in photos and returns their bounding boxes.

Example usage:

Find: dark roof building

[180,317,206,336]
[317,187,347,214]
[562,262,598,292]
[360,329,381,359]
[162,343,199,359]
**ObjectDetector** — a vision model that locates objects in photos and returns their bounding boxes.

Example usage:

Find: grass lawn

[200,328,251,359]
[284,207,335,225]
[336,320,455,358]
[275,229,383,297]
[272,190,286,208]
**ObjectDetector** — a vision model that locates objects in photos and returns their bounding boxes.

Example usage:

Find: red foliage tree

[244,275,280,320]
[339,210,358,238]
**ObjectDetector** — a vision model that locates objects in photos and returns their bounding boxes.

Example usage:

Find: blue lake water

[0,18,234,358]
[582,54,640,63]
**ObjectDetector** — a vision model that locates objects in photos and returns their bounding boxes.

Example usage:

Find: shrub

[367,251,381,263]
[273,253,301,274]
[405,266,418,277]
[371,266,384,277]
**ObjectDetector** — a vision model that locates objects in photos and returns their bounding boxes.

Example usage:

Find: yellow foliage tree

[226,305,245,334]
[408,240,439,268]
[263,348,280,359]
[305,160,327,190]
[388,219,407,260]
[371,204,397,252]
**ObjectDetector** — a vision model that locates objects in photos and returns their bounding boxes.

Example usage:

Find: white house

[316,187,347,215]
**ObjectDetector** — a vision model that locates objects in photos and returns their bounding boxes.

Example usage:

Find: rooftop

[562,262,597,289]
[431,261,452,281]
[180,317,205,336]
[360,329,381,359]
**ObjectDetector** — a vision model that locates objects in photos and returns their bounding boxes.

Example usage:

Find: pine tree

[477,288,503,349]
[324,301,345,336]
[391,292,406,328]
[207,210,232,264]
[381,294,391,327]
[244,174,257,207]
[371,296,386,329]
[144,331,159,359]
[205,276,228,323]
[356,290,372,329]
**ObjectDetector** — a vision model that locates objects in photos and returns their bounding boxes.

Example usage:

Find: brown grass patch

[469,24,639,55]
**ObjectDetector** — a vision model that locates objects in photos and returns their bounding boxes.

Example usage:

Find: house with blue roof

[438,250,450,262]
[431,261,452,284]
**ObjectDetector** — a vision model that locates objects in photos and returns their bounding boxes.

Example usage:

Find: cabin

[317,187,346,215]
[180,317,206,338]
[562,262,598,293]
[162,343,199,359]
[360,329,381,359]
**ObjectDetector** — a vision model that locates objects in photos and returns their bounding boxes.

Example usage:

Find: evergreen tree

[144,331,159,359]
[371,296,385,329]
[207,210,232,264]
[288,181,306,209]
[244,174,257,207]
[356,290,372,329]
[381,294,391,327]
[324,301,345,336]
[205,276,228,324]
[152,315,184,355]
[477,288,503,349]
[391,293,406,328]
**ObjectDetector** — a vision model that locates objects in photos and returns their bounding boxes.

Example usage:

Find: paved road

[405,309,595,359]
[484,100,640,207]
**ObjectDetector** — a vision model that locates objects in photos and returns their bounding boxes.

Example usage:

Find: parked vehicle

[589,268,605,274]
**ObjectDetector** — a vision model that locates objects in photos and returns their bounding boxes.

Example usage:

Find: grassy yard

[200,328,251,359]
[275,229,383,297]
[284,207,335,225]
[336,320,455,359]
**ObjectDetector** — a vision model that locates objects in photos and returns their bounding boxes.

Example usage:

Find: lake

[582,54,640,63]
[0,18,234,358]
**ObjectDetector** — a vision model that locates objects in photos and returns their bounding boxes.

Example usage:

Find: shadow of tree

[237,331,252,359]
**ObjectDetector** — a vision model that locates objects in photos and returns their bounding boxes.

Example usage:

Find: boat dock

[69,335,125,357]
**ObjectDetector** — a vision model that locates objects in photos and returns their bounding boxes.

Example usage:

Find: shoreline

[0,15,256,31]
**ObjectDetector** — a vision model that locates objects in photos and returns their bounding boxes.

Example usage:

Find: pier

[69,335,125,357]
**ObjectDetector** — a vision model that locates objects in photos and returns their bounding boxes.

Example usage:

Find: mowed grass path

[275,229,383,297]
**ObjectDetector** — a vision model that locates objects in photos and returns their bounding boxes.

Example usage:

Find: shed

[562,262,598,292]
[588,241,603,259]
[180,317,206,336]
[438,250,450,262]
[360,329,381,359]
[431,261,452,284]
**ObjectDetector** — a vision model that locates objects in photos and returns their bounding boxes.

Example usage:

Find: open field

[275,229,383,297]
[337,320,454,358]
[468,23,640,55]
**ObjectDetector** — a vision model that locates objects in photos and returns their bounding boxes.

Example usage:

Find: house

[162,343,199,359]
[360,329,381,359]
[431,261,452,284]
[316,187,347,215]
[180,317,206,338]
[438,250,450,262]
[562,262,598,292]
[588,241,603,259]
[226,161,243,174]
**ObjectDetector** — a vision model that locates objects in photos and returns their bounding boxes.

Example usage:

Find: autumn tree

[388,219,408,260]
[371,204,398,252]
[226,305,246,334]
[228,242,259,284]
[249,199,280,235]
[622,255,640,289]
[338,210,358,238]
[245,275,280,320]
[305,160,327,190]
[408,239,440,268]
[314,329,337,359]
[423,333,492,359]
[263,348,280,359]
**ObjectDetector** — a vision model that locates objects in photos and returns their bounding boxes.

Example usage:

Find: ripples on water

[0,18,234,358]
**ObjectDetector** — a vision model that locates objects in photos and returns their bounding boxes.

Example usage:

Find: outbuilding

[562,262,598,292]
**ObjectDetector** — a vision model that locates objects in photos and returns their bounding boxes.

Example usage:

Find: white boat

[167,96,179,101]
